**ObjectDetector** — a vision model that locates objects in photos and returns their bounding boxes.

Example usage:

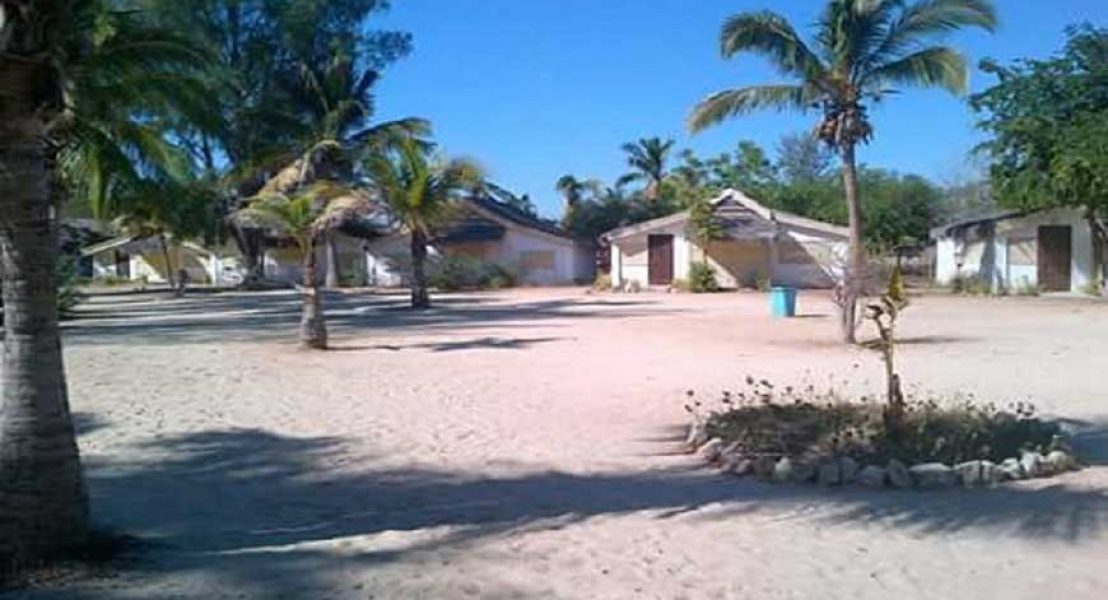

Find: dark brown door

[648,234,674,285]
[1037,225,1072,291]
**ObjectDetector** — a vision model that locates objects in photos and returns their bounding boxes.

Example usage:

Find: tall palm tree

[617,137,675,201]
[688,0,996,342]
[0,0,213,564]
[237,181,374,349]
[364,136,483,309]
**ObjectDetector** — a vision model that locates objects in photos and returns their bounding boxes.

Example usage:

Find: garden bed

[684,377,1081,489]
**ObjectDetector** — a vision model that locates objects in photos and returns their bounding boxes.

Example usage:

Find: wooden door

[648,234,674,285]
[1037,225,1072,291]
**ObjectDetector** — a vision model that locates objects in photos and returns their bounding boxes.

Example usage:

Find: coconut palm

[617,137,675,201]
[364,136,484,309]
[237,181,375,349]
[0,0,215,564]
[688,0,996,342]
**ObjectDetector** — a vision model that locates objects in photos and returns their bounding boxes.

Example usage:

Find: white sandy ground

[6,288,1108,599]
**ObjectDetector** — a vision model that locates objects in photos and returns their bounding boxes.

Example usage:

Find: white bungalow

[365,195,596,287]
[931,207,1104,293]
[603,189,849,290]
[82,235,243,286]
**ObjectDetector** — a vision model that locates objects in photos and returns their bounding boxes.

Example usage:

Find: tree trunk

[159,233,180,296]
[1086,208,1107,295]
[324,232,340,289]
[410,229,431,309]
[299,238,327,349]
[839,143,866,344]
[0,116,89,566]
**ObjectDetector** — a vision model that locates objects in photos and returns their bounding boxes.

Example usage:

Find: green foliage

[972,25,1108,215]
[363,136,484,238]
[694,378,1064,466]
[617,137,675,199]
[429,257,515,291]
[688,262,721,293]
[55,257,86,318]
[752,271,771,293]
[688,1,997,146]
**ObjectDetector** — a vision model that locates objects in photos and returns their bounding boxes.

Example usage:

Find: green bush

[56,256,86,318]
[693,377,1064,465]
[593,273,613,291]
[950,274,992,295]
[688,261,720,293]
[429,256,516,291]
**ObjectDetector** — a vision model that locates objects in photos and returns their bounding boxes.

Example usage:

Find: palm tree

[0,0,213,564]
[688,0,996,342]
[617,137,675,201]
[364,136,484,309]
[237,181,374,349]
[556,175,603,224]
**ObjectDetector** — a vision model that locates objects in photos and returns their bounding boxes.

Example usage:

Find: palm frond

[864,46,968,94]
[865,0,997,68]
[720,11,828,81]
[688,85,822,132]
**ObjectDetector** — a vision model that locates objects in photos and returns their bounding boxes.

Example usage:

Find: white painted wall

[610,221,690,288]
[934,208,1094,291]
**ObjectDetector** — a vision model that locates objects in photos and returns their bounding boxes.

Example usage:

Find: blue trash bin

[769,286,797,318]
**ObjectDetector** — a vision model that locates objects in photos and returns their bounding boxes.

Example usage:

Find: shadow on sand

[55,421,1108,598]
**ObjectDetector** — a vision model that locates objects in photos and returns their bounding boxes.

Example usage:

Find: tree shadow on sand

[61,291,675,347]
[52,424,1108,598]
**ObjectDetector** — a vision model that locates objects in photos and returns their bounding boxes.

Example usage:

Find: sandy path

[10,288,1108,599]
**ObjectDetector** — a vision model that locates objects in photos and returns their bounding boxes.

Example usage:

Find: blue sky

[374,1,1107,218]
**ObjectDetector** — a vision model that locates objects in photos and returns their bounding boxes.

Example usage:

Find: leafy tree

[617,137,675,201]
[777,132,834,184]
[144,0,416,284]
[688,0,996,342]
[972,25,1108,281]
[364,136,484,309]
[0,0,215,565]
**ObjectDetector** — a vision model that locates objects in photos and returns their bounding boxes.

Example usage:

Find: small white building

[365,196,595,287]
[604,189,849,289]
[82,235,243,286]
[931,207,1103,293]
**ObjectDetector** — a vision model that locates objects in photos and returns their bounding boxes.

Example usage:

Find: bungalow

[604,189,849,289]
[82,235,243,286]
[365,195,596,287]
[931,207,1105,293]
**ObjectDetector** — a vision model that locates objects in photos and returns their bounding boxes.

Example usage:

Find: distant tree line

[558,132,982,252]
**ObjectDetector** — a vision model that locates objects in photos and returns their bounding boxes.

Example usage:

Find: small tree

[238,182,373,349]
[364,136,484,309]
[864,267,909,433]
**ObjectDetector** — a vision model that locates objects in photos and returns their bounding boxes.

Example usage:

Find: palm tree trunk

[159,233,180,296]
[0,120,90,565]
[410,229,431,309]
[299,238,327,349]
[324,232,340,289]
[839,142,865,344]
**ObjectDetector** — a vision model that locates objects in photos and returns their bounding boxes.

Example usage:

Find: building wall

[934,208,1093,292]
[611,221,690,288]
[363,228,590,288]
[612,222,842,290]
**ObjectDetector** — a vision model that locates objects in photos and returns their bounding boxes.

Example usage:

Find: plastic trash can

[769,286,797,318]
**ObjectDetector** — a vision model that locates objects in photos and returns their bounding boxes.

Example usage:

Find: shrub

[688,261,720,293]
[429,256,515,291]
[691,377,1064,465]
[593,273,613,291]
[949,274,991,295]
[670,278,691,292]
[1080,276,1103,297]
[56,256,86,318]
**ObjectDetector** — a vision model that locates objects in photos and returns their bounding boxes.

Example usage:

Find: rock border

[686,421,1081,490]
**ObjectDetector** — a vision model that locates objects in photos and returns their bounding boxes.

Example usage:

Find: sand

[11,287,1108,598]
